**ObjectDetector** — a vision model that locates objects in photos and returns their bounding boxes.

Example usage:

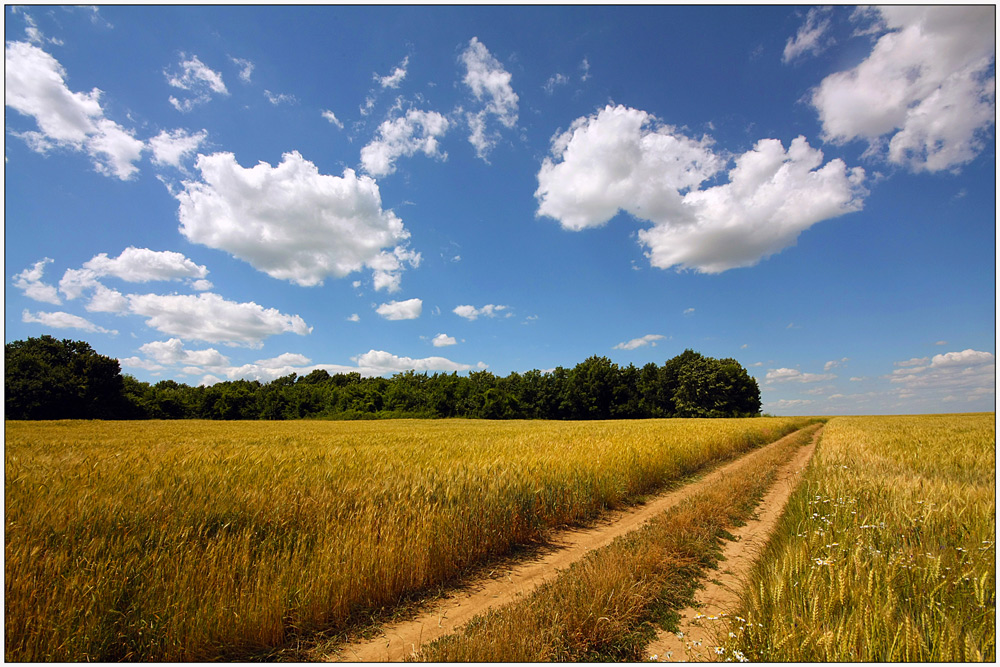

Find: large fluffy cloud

[176,151,419,290]
[536,105,722,231]
[127,292,311,347]
[811,6,995,172]
[360,108,450,177]
[459,37,519,159]
[536,105,866,273]
[5,41,144,179]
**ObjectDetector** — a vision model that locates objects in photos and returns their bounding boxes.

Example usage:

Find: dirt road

[325,426,818,662]
[645,428,819,662]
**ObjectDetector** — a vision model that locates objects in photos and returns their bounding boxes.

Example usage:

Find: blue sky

[5,5,995,415]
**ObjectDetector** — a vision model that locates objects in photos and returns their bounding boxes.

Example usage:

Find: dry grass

[722,413,995,662]
[4,416,808,661]
[412,424,822,662]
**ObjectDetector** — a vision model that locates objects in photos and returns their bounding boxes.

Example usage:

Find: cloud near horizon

[121,339,485,385]
[886,348,994,405]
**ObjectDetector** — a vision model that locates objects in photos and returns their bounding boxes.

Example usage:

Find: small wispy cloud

[765,368,836,384]
[613,334,665,351]
[230,56,254,83]
[823,356,849,371]
[264,90,297,105]
[543,73,569,94]
[376,56,409,89]
[322,110,344,129]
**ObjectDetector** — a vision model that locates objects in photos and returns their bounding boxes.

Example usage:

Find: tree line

[5,335,762,420]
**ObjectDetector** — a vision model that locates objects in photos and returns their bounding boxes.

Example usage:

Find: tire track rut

[646,427,820,662]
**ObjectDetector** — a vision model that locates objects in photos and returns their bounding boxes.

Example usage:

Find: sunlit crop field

[724,413,995,662]
[4,417,808,661]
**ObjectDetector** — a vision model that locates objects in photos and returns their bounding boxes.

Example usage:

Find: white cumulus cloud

[376,56,409,89]
[823,357,849,371]
[783,8,833,63]
[149,128,207,168]
[322,109,344,129]
[83,246,209,283]
[887,348,994,403]
[765,368,836,383]
[12,258,61,304]
[613,334,666,350]
[126,292,311,347]
[812,6,995,172]
[453,304,509,320]
[460,37,519,159]
[59,247,209,300]
[537,104,867,273]
[543,73,569,94]
[5,41,144,180]
[376,298,423,321]
[85,285,128,313]
[176,151,418,290]
[432,333,457,347]
[139,338,230,367]
[166,53,228,112]
[22,308,116,335]
[353,349,475,374]
[360,108,450,177]
[930,349,995,368]
[230,56,254,83]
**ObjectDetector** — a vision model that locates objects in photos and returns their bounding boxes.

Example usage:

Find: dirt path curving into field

[645,427,820,662]
[323,426,818,662]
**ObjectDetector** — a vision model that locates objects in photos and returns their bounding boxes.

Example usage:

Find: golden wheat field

[4,416,808,661]
[723,413,996,662]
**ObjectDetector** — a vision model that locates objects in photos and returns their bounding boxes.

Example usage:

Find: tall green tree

[5,336,127,419]
[670,351,761,418]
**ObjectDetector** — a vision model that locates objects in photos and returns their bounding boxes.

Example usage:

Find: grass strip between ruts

[411,423,822,662]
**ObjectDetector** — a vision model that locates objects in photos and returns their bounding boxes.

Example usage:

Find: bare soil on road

[322,426,819,662]
[645,428,820,662]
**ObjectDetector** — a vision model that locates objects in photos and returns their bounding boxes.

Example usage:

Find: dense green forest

[5,336,761,420]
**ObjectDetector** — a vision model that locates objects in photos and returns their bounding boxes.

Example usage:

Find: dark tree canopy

[5,337,761,421]
[5,336,128,419]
